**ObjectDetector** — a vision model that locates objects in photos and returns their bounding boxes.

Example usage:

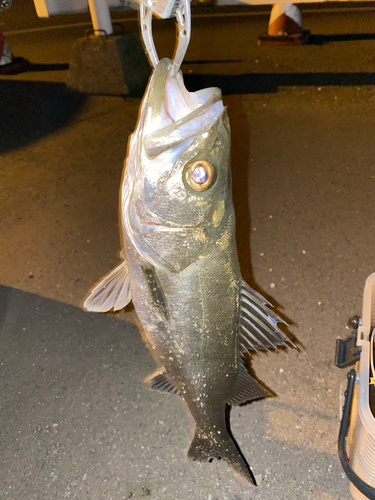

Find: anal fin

[84,260,131,312]
[144,369,180,396]
[227,361,269,406]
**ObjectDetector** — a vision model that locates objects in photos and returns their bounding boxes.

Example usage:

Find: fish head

[124,59,232,273]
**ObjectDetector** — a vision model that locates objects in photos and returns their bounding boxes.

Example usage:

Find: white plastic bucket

[348,273,375,500]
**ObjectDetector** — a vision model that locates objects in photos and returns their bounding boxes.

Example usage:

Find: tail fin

[188,427,256,485]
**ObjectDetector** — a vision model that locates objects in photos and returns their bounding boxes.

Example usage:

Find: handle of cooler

[338,369,375,500]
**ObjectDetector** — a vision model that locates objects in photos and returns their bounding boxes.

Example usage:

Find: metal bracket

[137,0,183,20]
[85,29,108,39]
[335,316,362,369]
[335,334,362,369]
[139,0,191,75]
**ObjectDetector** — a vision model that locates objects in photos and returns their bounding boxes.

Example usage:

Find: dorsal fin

[239,279,292,352]
[144,368,180,396]
[227,361,269,406]
[84,261,131,312]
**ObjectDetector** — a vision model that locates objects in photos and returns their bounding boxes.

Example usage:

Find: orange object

[268,4,303,36]
[258,3,310,46]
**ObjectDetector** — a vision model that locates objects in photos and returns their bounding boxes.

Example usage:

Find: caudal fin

[187,427,256,485]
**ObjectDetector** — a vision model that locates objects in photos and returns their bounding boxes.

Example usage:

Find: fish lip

[144,58,173,129]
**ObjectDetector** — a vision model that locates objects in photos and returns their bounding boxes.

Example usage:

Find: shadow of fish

[84,58,292,483]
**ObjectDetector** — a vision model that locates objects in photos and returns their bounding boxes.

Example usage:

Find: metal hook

[140,4,159,68]
[172,0,190,75]
[140,0,191,75]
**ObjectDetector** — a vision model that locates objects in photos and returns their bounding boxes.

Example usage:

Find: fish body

[85,58,290,482]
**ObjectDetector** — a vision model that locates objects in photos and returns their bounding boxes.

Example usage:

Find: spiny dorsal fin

[144,369,180,396]
[227,361,269,406]
[84,261,131,312]
[240,279,291,352]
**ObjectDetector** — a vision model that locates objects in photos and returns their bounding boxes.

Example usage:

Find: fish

[84,57,291,484]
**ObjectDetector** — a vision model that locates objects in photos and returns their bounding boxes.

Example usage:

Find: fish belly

[125,231,258,483]
[125,226,241,422]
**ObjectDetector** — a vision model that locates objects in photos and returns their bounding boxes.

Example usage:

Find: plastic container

[348,273,375,500]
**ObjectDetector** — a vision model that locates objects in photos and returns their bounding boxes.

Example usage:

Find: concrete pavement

[0,285,351,499]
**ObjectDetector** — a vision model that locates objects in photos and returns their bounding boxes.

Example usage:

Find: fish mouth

[143,59,223,160]
[143,58,173,132]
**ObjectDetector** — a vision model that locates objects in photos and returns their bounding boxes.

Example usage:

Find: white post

[88,0,114,36]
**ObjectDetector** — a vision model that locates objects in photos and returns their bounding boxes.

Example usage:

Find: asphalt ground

[1,2,375,499]
[1,1,375,82]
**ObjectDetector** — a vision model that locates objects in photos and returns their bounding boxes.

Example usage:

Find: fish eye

[185,160,216,192]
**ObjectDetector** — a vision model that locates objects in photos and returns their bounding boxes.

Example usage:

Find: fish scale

[84,57,292,484]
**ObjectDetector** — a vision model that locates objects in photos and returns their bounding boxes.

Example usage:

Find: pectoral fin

[239,279,292,352]
[84,261,131,312]
[141,266,169,321]
[144,369,180,396]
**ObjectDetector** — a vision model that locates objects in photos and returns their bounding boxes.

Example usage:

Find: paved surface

[1,2,375,499]
[0,284,349,500]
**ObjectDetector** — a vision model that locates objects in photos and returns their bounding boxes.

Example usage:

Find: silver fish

[84,58,291,483]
